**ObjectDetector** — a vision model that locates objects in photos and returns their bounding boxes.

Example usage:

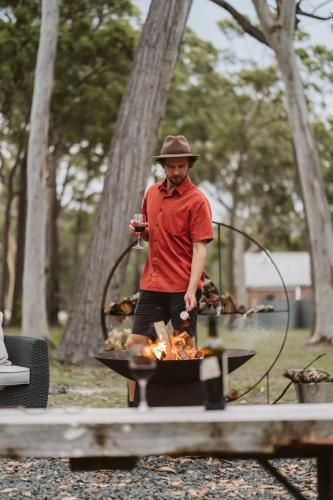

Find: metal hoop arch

[212,220,290,401]
[100,223,290,402]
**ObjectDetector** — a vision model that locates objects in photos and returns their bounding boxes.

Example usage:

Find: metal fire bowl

[96,349,256,385]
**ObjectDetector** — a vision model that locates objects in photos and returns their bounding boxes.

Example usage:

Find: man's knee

[126,333,148,350]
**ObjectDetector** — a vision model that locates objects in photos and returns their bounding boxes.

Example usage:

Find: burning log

[152,322,174,360]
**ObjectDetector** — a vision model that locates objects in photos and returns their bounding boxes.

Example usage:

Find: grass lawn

[5,323,333,408]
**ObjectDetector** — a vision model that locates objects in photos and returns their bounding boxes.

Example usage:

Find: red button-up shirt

[140,176,214,292]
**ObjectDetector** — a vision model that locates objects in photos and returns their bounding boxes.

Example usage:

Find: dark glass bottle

[200,316,226,410]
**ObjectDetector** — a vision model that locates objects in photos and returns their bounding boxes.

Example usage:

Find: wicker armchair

[0,335,49,408]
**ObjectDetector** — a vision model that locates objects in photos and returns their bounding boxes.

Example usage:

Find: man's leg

[127,291,169,405]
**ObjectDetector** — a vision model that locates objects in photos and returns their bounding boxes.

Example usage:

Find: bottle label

[200,356,221,381]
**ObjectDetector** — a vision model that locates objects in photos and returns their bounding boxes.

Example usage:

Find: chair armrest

[4,335,48,369]
[1,335,49,408]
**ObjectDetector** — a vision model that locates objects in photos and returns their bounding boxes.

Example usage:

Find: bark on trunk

[0,151,22,313]
[10,155,27,326]
[253,0,333,343]
[58,0,193,362]
[46,153,60,326]
[22,0,59,338]
[0,193,14,313]
[72,204,83,274]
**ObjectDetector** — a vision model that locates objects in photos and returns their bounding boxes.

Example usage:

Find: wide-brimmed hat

[153,135,199,165]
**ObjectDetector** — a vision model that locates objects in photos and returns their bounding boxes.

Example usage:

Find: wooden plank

[0,405,332,458]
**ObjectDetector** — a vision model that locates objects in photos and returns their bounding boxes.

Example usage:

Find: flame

[143,332,204,361]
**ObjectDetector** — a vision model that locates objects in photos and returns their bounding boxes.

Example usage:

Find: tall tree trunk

[22,0,59,338]
[0,193,14,314]
[58,0,193,362]
[11,155,27,326]
[0,149,22,314]
[253,0,333,343]
[46,153,60,326]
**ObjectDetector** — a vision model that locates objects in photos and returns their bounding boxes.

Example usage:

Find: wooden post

[318,452,333,500]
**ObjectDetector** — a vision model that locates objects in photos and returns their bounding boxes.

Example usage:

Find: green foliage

[1,4,333,315]
[163,30,304,251]
[0,1,138,310]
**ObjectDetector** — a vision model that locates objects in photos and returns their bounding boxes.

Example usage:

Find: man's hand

[129,219,149,237]
[184,289,197,312]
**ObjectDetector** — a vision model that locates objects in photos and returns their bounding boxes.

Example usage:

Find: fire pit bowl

[96,348,256,385]
[96,349,255,406]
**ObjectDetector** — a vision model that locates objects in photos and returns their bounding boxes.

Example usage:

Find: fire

[143,331,204,361]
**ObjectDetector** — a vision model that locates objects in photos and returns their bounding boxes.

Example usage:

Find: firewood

[222,292,237,313]
[178,348,190,360]
[154,321,172,353]
[105,328,130,351]
[106,292,139,316]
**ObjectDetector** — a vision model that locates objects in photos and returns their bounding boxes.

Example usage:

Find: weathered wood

[0,404,332,458]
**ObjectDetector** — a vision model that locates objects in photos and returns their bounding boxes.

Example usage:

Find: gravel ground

[0,456,317,499]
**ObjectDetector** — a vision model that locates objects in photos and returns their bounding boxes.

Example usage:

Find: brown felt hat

[153,135,199,165]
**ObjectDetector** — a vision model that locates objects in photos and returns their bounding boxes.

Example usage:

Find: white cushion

[0,365,30,387]
[0,312,11,366]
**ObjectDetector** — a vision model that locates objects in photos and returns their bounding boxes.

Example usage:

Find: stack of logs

[104,277,274,317]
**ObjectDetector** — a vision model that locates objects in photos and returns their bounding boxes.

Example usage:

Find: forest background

[0,0,333,359]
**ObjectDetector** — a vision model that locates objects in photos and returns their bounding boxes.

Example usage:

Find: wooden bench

[0,404,332,499]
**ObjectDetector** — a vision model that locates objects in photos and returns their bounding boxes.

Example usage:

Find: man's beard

[167,174,186,186]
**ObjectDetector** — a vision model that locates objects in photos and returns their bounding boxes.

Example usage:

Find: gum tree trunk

[22,0,59,338]
[46,153,61,326]
[58,0,193,362]
[10,154,27,326]
[253,0,333,343]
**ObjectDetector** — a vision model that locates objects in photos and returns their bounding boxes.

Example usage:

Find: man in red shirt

[127,135,213,358]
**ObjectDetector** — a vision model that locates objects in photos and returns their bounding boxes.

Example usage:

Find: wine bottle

[200,316,227,410]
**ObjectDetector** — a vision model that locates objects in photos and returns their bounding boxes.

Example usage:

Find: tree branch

[296,5,333,21]
[312,0,333,14]
[209,0,270,47]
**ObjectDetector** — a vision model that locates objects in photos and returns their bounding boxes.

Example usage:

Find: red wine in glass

[133,213,146,249]
[129,353,157,410]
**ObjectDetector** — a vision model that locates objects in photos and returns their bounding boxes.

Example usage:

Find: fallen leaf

[187,489,200,497]
[22,492,32,497]
[7,460,21,466]
[143,465,176,474]
[171,481,183,488]
[157,466,177,473]
[1,488,17,493]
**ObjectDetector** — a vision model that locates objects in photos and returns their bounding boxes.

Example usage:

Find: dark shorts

[132,289,202,340]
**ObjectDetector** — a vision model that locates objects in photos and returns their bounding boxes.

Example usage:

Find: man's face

[164,158,189,186]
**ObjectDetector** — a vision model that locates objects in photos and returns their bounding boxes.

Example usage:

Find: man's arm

[184,241,208,311]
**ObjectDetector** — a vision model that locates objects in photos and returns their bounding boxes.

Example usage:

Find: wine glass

[129,346,157,410]
[133,213,146,250]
